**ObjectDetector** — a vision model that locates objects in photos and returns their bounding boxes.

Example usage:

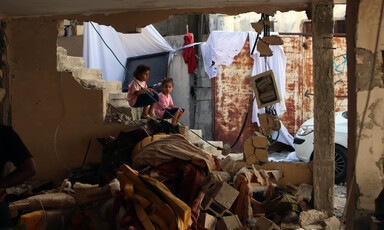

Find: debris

[320,216,341,230]
[262,36,284,45]
[261,194,300,214]
[204,181,239,210]
[298,209,327,227]
[198,212,217,230]
[253,216,280,230]
[19,210,44,230]
[216,215,244,230]
[117,164,191,230]
[243,133,269,165]
[9,193,76,213]
[298,200,312,211]
[303,224,323,230]
[212,170,232,182]
[296,184,313,202]
[280,222,301,230]
[258,113,281,137]
[73,182,111,204]
[194,139,223,157]
[257,39,273,57]
[132,134,215,172]
[220,156,237,175]
[251,21,264,33]
[234,173,250,222]
[282,211,299,223]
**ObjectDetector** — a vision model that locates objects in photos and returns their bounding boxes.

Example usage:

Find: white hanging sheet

[249,32,293,148]
[200,31,249,79]
[200,31,294,148]
[83,22,174,82]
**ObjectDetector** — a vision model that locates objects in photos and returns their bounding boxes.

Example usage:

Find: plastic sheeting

[83,22,174,83]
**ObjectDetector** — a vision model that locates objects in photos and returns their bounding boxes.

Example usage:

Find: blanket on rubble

[132,134,215,172]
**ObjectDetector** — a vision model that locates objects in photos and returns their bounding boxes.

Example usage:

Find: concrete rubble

[5,121,343,229]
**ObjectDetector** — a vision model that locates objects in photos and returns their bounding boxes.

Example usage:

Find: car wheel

[335,145,347,184]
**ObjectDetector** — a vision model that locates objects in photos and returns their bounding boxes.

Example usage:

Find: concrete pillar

[312,0,335,215]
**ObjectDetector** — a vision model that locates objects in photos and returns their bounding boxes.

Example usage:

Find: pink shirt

[154,92,173,118]
[127,80,147,106]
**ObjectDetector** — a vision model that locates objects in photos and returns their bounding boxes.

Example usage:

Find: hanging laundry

[183,33,197,73]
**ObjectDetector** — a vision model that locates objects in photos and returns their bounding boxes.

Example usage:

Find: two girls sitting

[127,64,184,124]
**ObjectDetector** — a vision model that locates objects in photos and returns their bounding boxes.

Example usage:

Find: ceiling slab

[0,0,311,18]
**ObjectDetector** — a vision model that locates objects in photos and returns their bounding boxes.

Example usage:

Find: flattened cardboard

[250,70,281,108]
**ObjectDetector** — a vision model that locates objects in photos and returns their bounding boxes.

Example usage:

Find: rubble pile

[7,121,342,229]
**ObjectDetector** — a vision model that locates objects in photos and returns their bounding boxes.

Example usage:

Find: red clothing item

[183,33,197,73]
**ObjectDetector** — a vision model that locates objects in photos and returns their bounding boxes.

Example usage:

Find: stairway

[56,46,142,123]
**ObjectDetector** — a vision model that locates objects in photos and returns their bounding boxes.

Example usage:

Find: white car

[294,111,348,183]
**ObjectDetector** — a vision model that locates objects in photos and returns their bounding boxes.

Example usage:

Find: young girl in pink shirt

[154,78,185,125]
[127,64,159,119]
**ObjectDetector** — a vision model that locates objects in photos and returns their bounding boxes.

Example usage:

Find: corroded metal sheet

[213,36,347,151]
[213,38,258,151]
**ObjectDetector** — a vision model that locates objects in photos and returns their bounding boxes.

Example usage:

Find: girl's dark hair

[161,77,174,86]
[133,64,151,78]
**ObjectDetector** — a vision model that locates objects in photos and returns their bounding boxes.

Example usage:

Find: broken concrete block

[298,210,327,227]
[303,224,322,230]
[198,212,217,230]
[280,223,301,230]
[212,170,232,182]
[220,156,237,174]
[210,182,239,210]
[252,135,270,148]
[286,183,299,195]
[243,135,269,165]
[216,215,243,230]
[264,169,283,182]
[200,174,222,194]
[195,140,223,157]
[201,197,229,217]
[253,216,280,230]
[184,128,202,143]
[320,216,341,230]
[253,162,313,190]
[296,184,313,202]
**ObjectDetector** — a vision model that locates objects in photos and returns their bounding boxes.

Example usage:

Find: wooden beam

[312,0,335,216]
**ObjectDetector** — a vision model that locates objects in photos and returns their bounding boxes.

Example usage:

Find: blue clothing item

[133,92,159,107]
[163,108,185,119]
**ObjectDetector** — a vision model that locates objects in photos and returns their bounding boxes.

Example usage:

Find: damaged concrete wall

[5,17,132,181]
[352,0,384,226]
